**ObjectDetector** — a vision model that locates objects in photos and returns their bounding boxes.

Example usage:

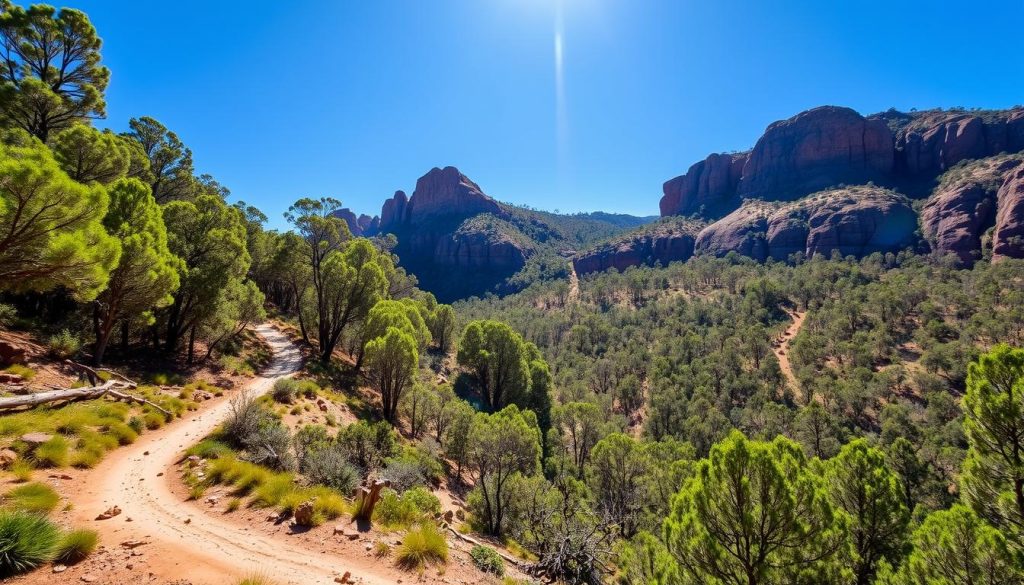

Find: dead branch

[446,526,524,568]
[0,380,172,417]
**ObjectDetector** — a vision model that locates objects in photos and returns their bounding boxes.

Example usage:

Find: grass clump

[373,540,392,558]
[185,438,233,460]
[226,498,242,512]
[3,364,35,381]
[46,330,80,359]
[374,487,441,529]
[470,545,505,576]
[10,461,33,483]
[395,522,448,570]
[34,436,69,468]
[0,510,59,575]
[3,482,59,515]
[53,529,98,564]
[236,573,277,585]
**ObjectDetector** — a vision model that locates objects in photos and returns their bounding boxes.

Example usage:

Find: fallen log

[0,380,172,416]
[446,526,524,568]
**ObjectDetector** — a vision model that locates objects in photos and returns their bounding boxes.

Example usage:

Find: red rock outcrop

[573,218,702,275]
[329,208,380,237]
[920,156,1022,264]
[379,191,408,230]
[993,164,1024,261]
[660,153,747,216]
[435,229,528,270]
[895,109,1024,175]
[695,187,917,261]
[737,106,895,201]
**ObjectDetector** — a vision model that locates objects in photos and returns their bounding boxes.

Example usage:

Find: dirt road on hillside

[39,324,398,585]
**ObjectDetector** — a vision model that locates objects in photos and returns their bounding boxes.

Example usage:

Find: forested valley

[1,2,1024,585]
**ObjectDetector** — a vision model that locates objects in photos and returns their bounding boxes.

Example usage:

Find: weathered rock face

[329,208,379,237]
[695,187,918,261]
[737,106,895,201]
[660,153,747,217]
[920,156,1023,264]
[896,109,1024,176]
[380,167,503,231]
[379,190,408,230]
[994,164,1024,261]
[435,229,528,270]
[573,219,701,275]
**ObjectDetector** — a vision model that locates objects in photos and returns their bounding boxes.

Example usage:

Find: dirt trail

[774,310,806,402]
[61,324,396,585]
[567,261,580,303]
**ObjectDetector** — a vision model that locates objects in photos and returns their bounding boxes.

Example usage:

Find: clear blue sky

[74,0,1023,229]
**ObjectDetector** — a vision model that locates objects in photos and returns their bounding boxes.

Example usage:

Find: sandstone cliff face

[435,229,528,270]
[737,106,895,201]
[573,218,701,275]
[695,187,917,261]
[330,208,380,237]
[660,153,747,216]
[920,156,1023,264]
[994,163,1024,261]
[380,166,503,231]
[895,110,1024,175]
[380,191,408,230]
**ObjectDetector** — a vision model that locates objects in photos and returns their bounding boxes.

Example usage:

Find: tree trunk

[187,325,196,365]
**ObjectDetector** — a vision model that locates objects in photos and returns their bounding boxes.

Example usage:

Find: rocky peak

[380,166,503,231]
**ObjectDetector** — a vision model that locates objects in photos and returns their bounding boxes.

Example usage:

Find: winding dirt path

[774,310,806,402]
[61,324,396,585]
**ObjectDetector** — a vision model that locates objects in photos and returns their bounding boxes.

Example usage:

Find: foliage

[0,138,119,299]
[470,545,505,576]
[53,529,98,564]
[0,510,59,576]
[2,482,59,515]
[0,3,109,141]
[374,487,441,529]
[395,522,448,570]
[365,326,418,422]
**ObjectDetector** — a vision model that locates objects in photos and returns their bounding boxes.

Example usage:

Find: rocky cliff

[330,208,380,237]
[573,218,703,275]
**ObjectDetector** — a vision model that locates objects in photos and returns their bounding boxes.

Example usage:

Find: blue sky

[74,0,1024,229]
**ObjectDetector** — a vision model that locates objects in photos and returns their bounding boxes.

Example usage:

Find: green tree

[123,116,194,203]
[92,178,180,364]
[364,326,418,423]
[429,303,456,352]
[551,401,604,474]
[663,431,848,585]
[467,405,541,535]
[51,124,130,184]
[960,344,1024,540]
[825,439,909,585]
[0,3,109,141]
[161,194,251,358]
[197,278,266,361]
[457,320,531,411]
[588,433,650,538]
[0,137,119,298]
[898,505,1021,585]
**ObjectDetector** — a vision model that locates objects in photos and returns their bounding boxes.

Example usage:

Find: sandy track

[66,324,394,585]
[774,310,806,402]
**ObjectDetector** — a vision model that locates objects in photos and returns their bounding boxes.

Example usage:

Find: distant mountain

[574,105,1024,275]
[355,166,655,301]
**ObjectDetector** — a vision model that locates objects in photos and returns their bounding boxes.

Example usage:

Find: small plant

[4,482,60,515]
[0,303,16,327]
[2,364,34,381]
[0,510,60,575]
[46,330,80,359]
[237,573,277,585]
[34,436,70,468]
[470,545,505,576]
[188,484,206,500]
[185,438,233,459]
[395,522,448,570]
[226,498,242,512]
[10,461,32,483]
[53,529,98,564]
[373,540,392,558]
[271,378,299,403]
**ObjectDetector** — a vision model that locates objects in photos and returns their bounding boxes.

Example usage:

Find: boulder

[993,164,1024,261]
[921,157,1022,264]
[660,152,747,217]
[0,341,27,366]
[20,432,53,446]
[293,500,316,526]
[737,106,894,201]
[0,448,18,468]
[695,203,772,261]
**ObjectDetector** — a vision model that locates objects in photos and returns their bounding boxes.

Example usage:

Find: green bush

[374,487,441,529]
[46,330,80,359]
[0,510,59,576]
[470,545,505,576]
[0,303,16,327]
[53,529,98,564]
[395,522,448,570]
[3,482,59,515]
[271,378,299,403]
[186,438,233,459]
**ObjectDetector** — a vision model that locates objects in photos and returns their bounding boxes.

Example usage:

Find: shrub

[226,498,242,512]
[3,365,34,381]
[374,487,440,529]
[4,482,59,515]
[395,522,448,570]
[224,393,295,470]
[34,436,70,468]
[46,330,80,359]
[470,545,505,576]
[237,573,277,585]
[185,439,233,460]
[53,529,98,564]
[382,458,426,493]
[0,304,16,327]
[337,420,397,472]
[303,444,360,493]
[0,510,59,575]
[271,379,299,404]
